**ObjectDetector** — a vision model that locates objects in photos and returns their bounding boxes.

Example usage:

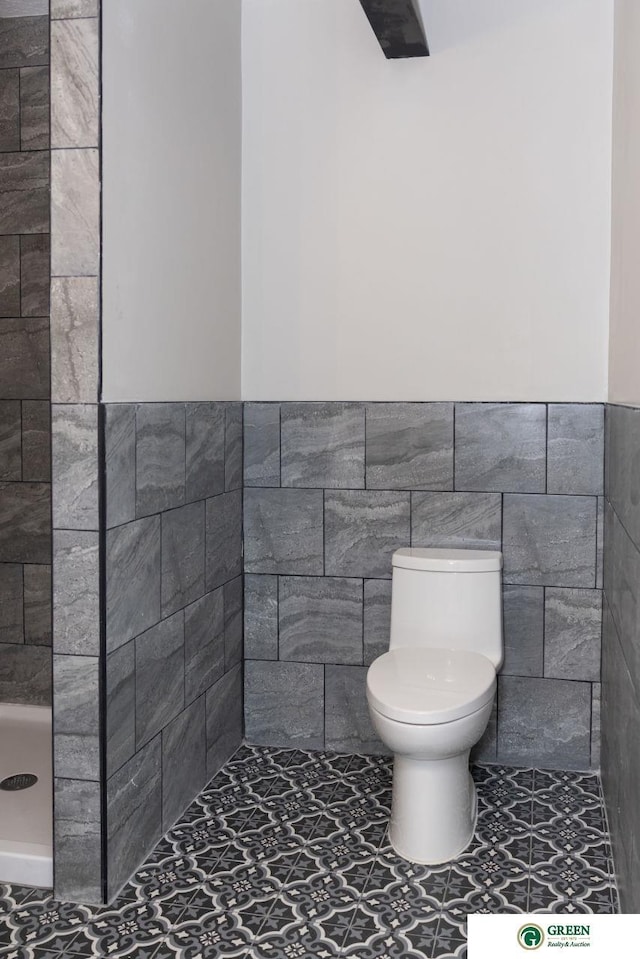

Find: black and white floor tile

[0,747,619,959]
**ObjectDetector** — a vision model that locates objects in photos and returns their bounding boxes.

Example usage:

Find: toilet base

[388,751,477,865]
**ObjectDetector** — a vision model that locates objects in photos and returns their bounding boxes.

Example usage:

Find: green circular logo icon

[517,924,545,950]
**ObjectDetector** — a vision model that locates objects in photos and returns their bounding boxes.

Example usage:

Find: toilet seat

[367,647,496,726]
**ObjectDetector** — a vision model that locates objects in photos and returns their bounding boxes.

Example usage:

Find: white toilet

[366,547,503,865]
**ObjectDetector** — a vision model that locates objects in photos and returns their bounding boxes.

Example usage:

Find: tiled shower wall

[103,402,243,900]
[244,402,604,771]
[602,403,640,912]
[0,8,51,706]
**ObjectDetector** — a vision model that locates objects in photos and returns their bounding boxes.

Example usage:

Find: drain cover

[0,773,38,791]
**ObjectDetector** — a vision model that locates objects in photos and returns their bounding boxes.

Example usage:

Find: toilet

[366,547,503,865]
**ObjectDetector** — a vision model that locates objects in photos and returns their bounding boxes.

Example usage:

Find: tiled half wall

[243,402,604,772]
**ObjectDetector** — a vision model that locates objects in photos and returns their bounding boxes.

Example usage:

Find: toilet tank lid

[392,548,503,572]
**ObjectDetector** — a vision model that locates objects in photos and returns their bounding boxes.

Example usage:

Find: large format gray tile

[603,502,640,698]
[106,641,135,777]
[0,317,49,399]
[279,576,363,665]
[411,491,501,551]
[20,234,49,317]
[19,64,49,152]
[107,736,162,901]
[21,400,50,482]
[135,611,185,749]
[184,588,224,705]
[51,18,99,148]
[51,277,99,404]
[0,401,21,481]
[0,235,20,317]
[455,403,546,493]
[244,660,324,750]
[161,501,205,618]
[365,402,453,490]
[325,490,410,578]
[244,488,323,575]
[503,494,597,587]
[224,575,243,670]
[53,530,99,654]
[591,682,601,770]
[106,516,160,654]
[497,675,591,769]
[244,574,278,661]
[544,587,602,681]
[205,489,242,590]
[501,585,544,677]
[53,653,99,780]
[51,148,99,276]
[23,563,51,646]
[185,402,225,503]
[136,404,185,517]
[105,404,136,528]
[225,403,243,492]
[281,402,365,489]
[0,70,19,154]
[244,403,280,488]
[162,698,207,832]
[51,0,98,16]
[0,563,22,643]
[0,481,50,564]
[547,404,604,495]
[363,580,392,666]
[325,665,387,754]
[606,404,640,547]
[596,496,604,589]
[0,16,49,70]
[0,151,48,233]
[54,778,102,905]
[0,1,49,16]
[205,663,242,777]
[51,404,99,531]
[0,642,50,704]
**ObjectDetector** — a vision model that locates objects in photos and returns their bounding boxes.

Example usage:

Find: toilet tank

[389,548,503,669]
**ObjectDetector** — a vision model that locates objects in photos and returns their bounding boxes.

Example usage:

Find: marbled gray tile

[363,579,392,665]
[161,501,205,618]
[51,147,99,276]
[184,588,224,705]
[106,641,135,777]
[244,488,323,575]
[591,682,601,769]
[19,234,49,316]
[0,400,21,480]
[21,399,50,482]
[244,403,280,488]
[51,0,98,16]
[471,699,497,764]
[106,515,160,654]
[0,0,49,14]
[107,736,162,901]
[136,403,186,517]
[224,575,243,671]
[0,481,50,564]
[51,18,98,148]
[0,69,19,153]
[325,665,387,754]
[53,653,99,780]
[0,151,48,233]
[547,404,604,495]
[244,660,324,750]
[497,675,591,769]
[105,404,135,528]
[205,489,242,590]
[0,641,50,704]
[52,404,98,530]
[51,277,99,404]
[411,491,501,551]
[544,588,602,682]
[135,611,185,749]
[365,402,453,490]
[0,317,49,399]
[606,404,640,547]
[0,562,22,643]
[162,697,207,831]
[53,530,98,654]
[325,490,410,578]
[245,574,278,661]
[0,17,48,69]
[185,402,225,503]
[455,403,546,493]
[501,585,544,677]
[54,778,102,905]
[281,402,365,489]
[0,235,20,316]
[23,562,50,645]
[503,493,597,587]
[19,64,49,151]
[603,501,640,694]
[279,576,363,665]
[596,496,604,589]
[205,663,242,777]
[225,402,243,492]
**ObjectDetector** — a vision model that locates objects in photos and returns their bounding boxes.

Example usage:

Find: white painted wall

[102,0,241,402]
[609,0,640,406]
[242,0,613,401]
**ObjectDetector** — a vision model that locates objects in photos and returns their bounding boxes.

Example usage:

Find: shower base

[0,703,53,888]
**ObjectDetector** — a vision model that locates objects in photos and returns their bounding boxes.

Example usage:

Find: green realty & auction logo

[517,923,592,950]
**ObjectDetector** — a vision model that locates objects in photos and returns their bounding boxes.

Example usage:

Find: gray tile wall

[0,12,51,708]
[104,401,243,901]
[602,403,640,913]
[244,402,604,771]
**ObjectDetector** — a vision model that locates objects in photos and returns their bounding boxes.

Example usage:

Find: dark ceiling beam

[359,0,429,59]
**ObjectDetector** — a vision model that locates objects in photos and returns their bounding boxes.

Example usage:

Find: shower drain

[0,773,38,791]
